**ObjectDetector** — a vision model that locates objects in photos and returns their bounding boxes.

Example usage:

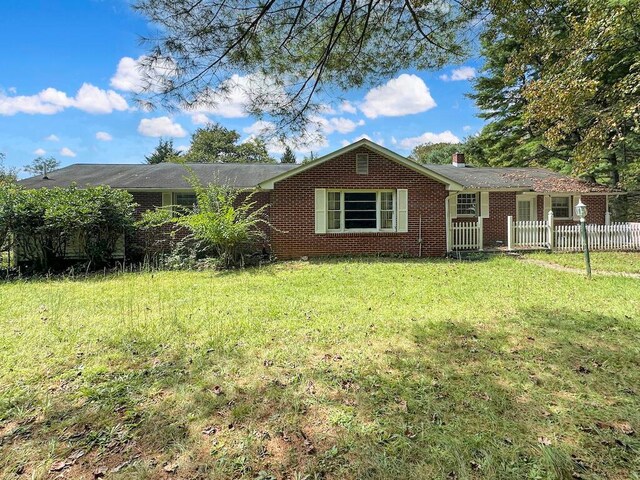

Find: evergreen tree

[145,139,181,164]
[280,146,296,164]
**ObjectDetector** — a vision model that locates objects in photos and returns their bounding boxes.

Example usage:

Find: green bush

[139,178,269,269]
[0,184,136,271]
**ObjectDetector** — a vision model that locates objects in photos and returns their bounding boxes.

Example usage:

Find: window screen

[344,192,376,229]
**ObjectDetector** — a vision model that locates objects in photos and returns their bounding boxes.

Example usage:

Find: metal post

[580,218,591,278]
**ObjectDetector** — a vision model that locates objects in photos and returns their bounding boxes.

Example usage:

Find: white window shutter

[543,195,551,218]
[572,195,580,220]
[397,189,408,232]
[480,192,490,218]
[315,188,327,234]
[449,194,458,220]
[162,192,173,214]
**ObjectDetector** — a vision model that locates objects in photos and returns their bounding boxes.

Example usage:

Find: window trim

[326,189,396,233]
[551,195,571,219]
[173,192,198,215]
[456,192,479,217]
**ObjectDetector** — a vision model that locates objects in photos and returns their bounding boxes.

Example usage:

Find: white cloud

[243,119,328,155]
[398,131,461,150]
[188,73,288,119]
[8,87,17,94]
[96,131,113,141]
[243,120,277,137]
[176,145,190,153]
[463,125,472,132]
[391,136,398,145]
[191,113,211,125]
[312,116,365,135]
[110,55,176,93]
[440,66,476,82]
[138,116,187,137]
[339,100,357,114]
[45,134,59,142]
[360,74,436,118]
[0,84,128,116]
[74,83,128,114]
[60,147,77,157]
[110,57,144,92]
[33,148,46,156]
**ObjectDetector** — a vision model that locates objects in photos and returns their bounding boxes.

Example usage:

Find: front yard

[1,255,639,479]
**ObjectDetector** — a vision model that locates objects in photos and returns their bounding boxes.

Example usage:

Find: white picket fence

[514,220,550,248]
[555,223,640,252]
[450,218,483,251]
[449,214,640,252]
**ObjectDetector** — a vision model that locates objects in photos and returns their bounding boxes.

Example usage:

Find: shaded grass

[526,251,640,274]
[1,255,639,479]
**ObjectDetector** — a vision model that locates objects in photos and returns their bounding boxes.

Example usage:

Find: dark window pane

[345,192,376,202]
[345,209,377,220]
[345,200,376,210]
[345,219,377,229]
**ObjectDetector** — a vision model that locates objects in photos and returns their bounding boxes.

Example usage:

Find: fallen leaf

[538,436,552,446]
[164,463,179,473]
[212,385,223,395]
[93,467,108,478]
[49,461,69,472]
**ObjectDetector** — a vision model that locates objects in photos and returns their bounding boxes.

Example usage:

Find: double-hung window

[327,191,395,232]
[174,192,198,215]
[457,193,478,216]
[551,196,571,218]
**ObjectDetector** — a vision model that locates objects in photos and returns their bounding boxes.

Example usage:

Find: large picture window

[327,191,395,232]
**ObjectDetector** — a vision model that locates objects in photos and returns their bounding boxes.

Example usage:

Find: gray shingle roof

[18,163,298,190]
[425,164,615,193]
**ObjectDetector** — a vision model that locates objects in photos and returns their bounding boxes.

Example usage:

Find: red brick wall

[452,192,517,248]
[535,194,607,225]
[269,146,448,259]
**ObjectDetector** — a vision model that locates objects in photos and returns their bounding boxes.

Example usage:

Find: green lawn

[526,251,640,274]
[1,255,639,479]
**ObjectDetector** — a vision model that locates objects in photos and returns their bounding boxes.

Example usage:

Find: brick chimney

[452,152,465,168]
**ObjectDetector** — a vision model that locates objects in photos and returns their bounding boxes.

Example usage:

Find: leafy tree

[280,146,297,164]
[182,123,275,163]
[133,0,477,134]
[0,153,17,184]
[0,185,136,271]
[410,143,462,165]
[24,156,60,176]
[145,139,181,164]
[470,0,640,188]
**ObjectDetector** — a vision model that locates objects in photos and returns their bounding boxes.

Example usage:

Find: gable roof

[256,139,464,190]
[426,164,616,193]
[18,163,298,190]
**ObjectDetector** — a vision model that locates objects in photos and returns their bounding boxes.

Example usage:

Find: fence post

[507,216,513,251]
[478,217,484,251]
[547,210,554,250]
[605,210,611,226]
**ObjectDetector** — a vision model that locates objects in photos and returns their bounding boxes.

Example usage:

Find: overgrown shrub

[0,184,136,271]
[139,177,269,269]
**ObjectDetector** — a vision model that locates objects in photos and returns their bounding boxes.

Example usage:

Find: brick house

[19,139,619,259]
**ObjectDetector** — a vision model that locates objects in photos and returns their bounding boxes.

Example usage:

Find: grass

[526,251,640,274]
[1,254,639,479]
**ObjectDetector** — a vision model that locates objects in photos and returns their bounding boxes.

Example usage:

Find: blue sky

[0,1,483,175]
